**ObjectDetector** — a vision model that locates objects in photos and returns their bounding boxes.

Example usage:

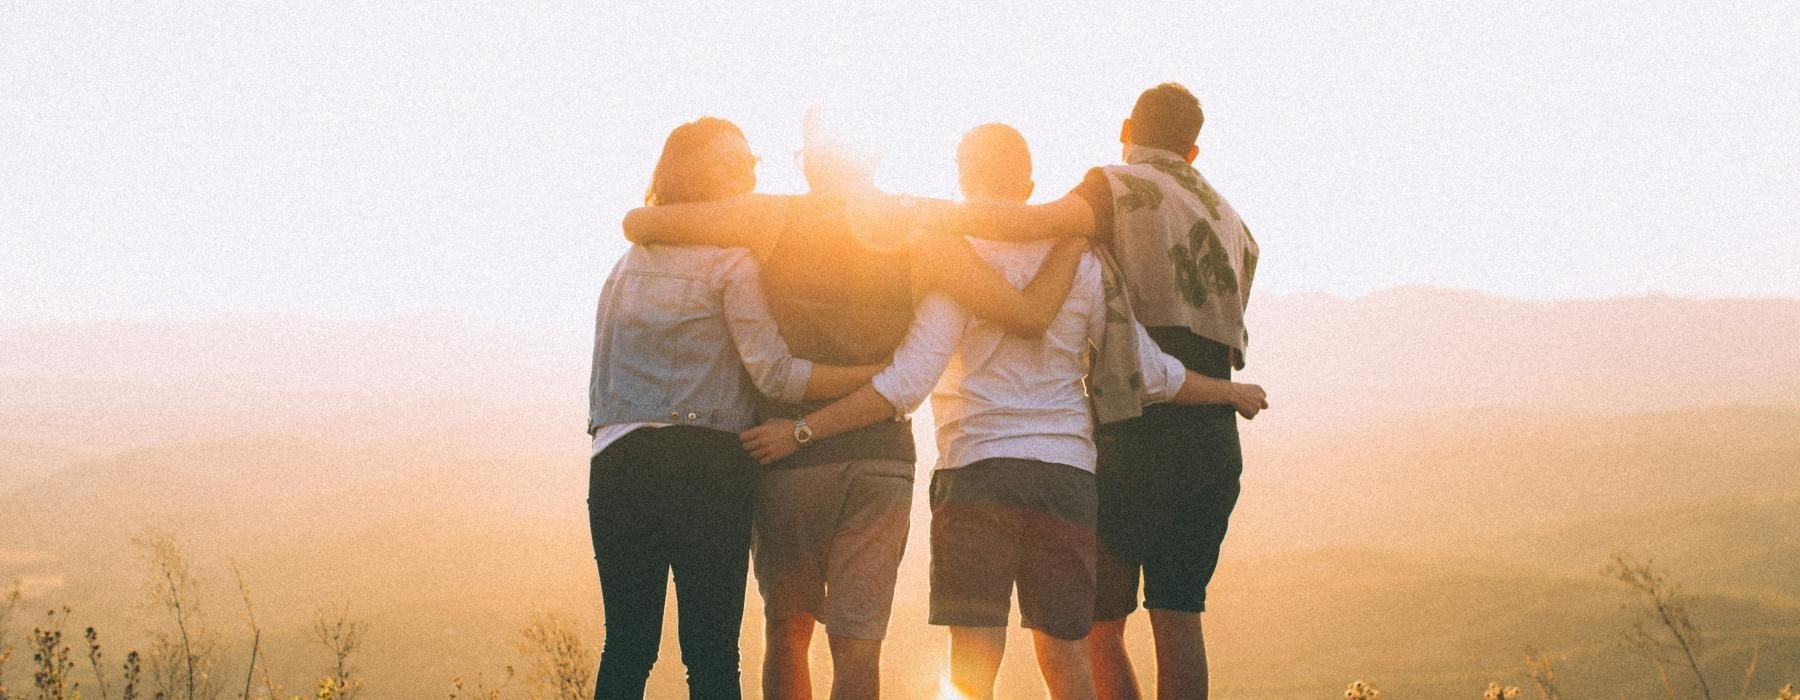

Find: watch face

[795,423,814,443]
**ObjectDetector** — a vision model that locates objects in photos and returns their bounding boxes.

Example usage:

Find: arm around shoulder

[738,293,965,465]
[914,235,1086,338]
[622,193,786,257]
[949,193,1095,243]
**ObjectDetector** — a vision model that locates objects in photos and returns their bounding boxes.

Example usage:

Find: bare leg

[1147,610,1206,700]
[764,615,816,700]
[947,626,1007,700]
[1032,630,1098,700]
[1088,617,1141,700]
[827,634,884,700]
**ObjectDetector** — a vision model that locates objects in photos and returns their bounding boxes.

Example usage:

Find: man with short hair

[741,121,1266,700]
[939,83,1262,700]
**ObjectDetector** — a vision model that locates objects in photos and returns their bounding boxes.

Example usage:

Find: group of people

[585,82,1266,700]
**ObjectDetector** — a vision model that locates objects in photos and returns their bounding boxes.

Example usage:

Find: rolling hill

[3,288,1798,696]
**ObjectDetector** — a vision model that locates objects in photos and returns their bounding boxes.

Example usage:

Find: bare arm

[738,385,901,465]
[943,193,1095,242]
[1172,372,1268,419]
[621,193,788,259]
[784,383,898,442]
[801,364,885,401]
[912,234,1086,338]
[1126,309,1268,419]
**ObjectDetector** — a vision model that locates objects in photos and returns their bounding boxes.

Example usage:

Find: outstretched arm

[941,193,1095,242]
[912,234,1086,338]
[622,193,788,259]
[740,293,964,464]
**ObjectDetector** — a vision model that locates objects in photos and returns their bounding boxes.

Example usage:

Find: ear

[1185,145,1199,163]
[1119,119,1132,145]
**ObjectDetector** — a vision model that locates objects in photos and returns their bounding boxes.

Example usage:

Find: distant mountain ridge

[0,315,581,450]
[5,287,1796,470]
[4,287,1796,493]
[1243,287,1800,435]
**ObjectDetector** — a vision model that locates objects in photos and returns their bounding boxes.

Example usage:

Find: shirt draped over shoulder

[1067,146,1259,369]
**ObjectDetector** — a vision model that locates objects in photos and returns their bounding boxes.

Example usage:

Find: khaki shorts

[752,458,914,640]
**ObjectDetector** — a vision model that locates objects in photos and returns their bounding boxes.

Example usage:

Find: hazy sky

[3,1,1796,329]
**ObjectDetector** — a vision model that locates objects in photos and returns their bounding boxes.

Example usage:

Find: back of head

[645,116,753,206]
[956,123,1033,202]
[1129,83,1204,154]
[801,106,881,194]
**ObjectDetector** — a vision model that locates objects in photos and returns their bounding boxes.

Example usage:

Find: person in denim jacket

[585,117,879,699]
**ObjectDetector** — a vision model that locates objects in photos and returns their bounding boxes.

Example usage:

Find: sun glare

[934,670,969,700]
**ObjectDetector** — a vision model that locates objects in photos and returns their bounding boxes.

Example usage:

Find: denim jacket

[588,244,814,435]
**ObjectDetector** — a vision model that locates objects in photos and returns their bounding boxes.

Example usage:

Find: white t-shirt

[590,422,671,457]
[869,241,1188,473]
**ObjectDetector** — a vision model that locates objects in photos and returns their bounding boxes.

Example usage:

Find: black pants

[588,426,758,699]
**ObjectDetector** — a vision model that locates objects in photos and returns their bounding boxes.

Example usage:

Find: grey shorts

[752,458,914,640]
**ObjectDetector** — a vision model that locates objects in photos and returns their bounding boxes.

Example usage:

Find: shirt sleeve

[1133,319,1189,405]
[1068,167,1116,245]
[869,292,966,417]
[718,252,814,404]
[1077,253,1107,349]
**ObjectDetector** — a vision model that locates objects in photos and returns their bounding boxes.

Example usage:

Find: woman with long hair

[585,117,878,699]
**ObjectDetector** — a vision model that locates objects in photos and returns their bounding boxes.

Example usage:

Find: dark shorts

[928,458,1098,641]
[1094,400,1242,619]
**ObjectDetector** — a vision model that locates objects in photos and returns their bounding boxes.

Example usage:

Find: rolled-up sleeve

[719,252,814,403]
[1134,320,1189,405]
[869,292,965,416]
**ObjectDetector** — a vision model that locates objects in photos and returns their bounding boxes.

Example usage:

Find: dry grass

[309,604,368,700]
[8,528,1795,700]
[0,581,19,699]
[517,611,595,700]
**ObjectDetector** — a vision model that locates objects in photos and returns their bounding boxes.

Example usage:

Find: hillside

[1206,547,1800,699]
[1243,289,1800,435]
[4,289,1799,696]
[0,440,98,497]
[6,290,1800,450]
[5,400,1796,696]
[1233,403,1800,556]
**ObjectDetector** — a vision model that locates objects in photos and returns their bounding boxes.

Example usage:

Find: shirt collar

[1124,144,1191,166]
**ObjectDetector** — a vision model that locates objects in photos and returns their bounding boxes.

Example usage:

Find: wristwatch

[792,416,814,446]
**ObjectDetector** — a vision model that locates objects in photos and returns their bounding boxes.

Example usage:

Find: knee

[828,634,884,670]
[680,645,740,675]
[767,614,814,641]
[1090,618,1128,642]
[599,641,659,678]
